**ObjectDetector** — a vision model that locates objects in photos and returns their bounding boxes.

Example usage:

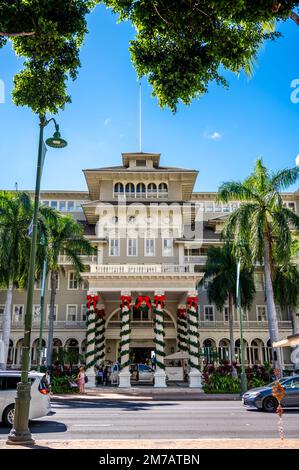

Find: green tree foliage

[200,244,255,367]
[103,0,299,110]
[46,214,94,367]
[0,191,57,368]
[0,0,98,114]
[217,159,299,372]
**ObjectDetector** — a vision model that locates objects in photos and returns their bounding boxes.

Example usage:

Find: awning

[273,333,299,348]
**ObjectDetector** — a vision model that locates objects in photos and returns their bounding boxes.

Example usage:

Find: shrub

[51,375,79,394]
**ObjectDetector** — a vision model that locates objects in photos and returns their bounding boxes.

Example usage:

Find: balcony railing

[58,254,97,265]
[184,256,208,264]
[199,320,293,329]
[90,264,196,274]
[7,319,293,331]
[10,320,86,329]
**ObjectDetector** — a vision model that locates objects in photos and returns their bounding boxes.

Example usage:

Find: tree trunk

[289,306,297,336]
[0,283,13,369]
[228,293,237,378]
[290,11,299,27]
[46,270,57,368]
[263,236,282,373]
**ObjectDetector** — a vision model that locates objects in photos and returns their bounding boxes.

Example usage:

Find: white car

[0,371,51,427]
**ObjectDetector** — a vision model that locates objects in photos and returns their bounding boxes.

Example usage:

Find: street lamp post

[7,115,67,445]
[236,258,248,396]
[36,255,47,372]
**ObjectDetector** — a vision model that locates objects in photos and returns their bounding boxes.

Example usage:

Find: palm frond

[271,167,299,192]
[217,182,257,203]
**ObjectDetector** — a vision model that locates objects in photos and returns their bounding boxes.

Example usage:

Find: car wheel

[2,404,15,427]
[262,396,278,412]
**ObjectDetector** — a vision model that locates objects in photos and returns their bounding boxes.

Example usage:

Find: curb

[52,391,241,401]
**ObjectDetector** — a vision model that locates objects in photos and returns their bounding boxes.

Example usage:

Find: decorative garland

[177,305,188,352]
[153,294,166,370]
[95,307,105,365]
[135,295,151,319]
[120,295,132,370]
[85,294,98,369]
[187,295,200,370]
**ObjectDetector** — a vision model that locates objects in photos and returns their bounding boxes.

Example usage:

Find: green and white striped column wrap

[85,293,98,369]
[187,292,200,371]
[153,293,166,370]
[120,293,132,370]
[95,306,105,365]
[177,305,188,351]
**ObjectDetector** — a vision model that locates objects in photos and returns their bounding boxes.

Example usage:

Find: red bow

[87,294,99,309]
[121,295,132,309]
[135,295,151,309]
[177,307,187,319]
[154,295,166,309]
[187,296,198,309]
[96,308,105,319]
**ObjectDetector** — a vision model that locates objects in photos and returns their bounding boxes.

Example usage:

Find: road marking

[70,424,113,428]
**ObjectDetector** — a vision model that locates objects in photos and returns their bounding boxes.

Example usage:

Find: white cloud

[104,117,111,126]
[205,131,223,140]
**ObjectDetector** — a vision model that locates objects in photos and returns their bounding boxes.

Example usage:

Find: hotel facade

[1,152,298,386]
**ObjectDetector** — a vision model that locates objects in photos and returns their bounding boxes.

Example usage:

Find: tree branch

[290,11,299,26]
[0,31,35,37]
[152,2,170,25]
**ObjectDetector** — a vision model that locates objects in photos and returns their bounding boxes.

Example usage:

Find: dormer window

[114,182,124,194]
[136,159,147,167]
[125,183,135,198]
[158,183,168,198]
[147,183,157,198]
[136,182,146,198]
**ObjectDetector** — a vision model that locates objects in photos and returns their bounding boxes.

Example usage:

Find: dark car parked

[242,375,299,412]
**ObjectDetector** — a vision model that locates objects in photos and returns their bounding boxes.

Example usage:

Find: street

[1,398,298,441]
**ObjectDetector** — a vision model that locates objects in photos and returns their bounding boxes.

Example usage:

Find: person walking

[103,365,109,386]
[77,366,86,394]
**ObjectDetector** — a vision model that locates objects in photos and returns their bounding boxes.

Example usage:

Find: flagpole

[139,80,142,152]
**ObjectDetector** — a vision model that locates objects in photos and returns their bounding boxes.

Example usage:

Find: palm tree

[218,159,299,373]
[273,262,299,336]
[200,244,255,373]
[46,215,94,368]
[0,191,56,369]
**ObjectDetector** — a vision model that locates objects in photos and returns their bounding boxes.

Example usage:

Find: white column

[85,292,97,387]
[154,290,167,388]
[119,291,131,388]
[187,290,203,389]
[95,303,106,366]
[178,244,185,265]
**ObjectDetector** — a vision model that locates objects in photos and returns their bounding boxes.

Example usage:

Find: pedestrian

[77,366,86,394]
[96,366,103,385]
[45,370,51,387]
[103,365,109,386]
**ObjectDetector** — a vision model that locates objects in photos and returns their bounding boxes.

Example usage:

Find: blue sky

[0,5,298,193]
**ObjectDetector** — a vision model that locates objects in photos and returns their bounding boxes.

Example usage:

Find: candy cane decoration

[153,293,166,370]
[85,293,98,369]
[120,293,132,370]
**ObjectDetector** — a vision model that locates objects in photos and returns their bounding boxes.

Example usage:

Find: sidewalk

[0,439,298,449]
[52,387,241,401]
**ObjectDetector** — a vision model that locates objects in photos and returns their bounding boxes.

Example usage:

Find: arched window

[125,183,135,197]
[158,183,168,198]
[147,183,157,197]
[202,338,216,364]
[251,338,264,365]
[136,182,146,198]
[114,182,124,194]
[218,339,230,362]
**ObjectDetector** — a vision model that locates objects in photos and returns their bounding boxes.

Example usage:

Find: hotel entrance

[130,347,155,365]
